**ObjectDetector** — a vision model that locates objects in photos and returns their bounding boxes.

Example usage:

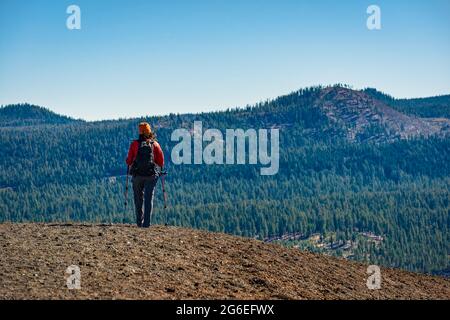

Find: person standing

[126,122,164,228]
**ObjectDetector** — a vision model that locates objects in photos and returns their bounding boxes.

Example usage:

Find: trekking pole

[160,170,168,225]
[124,166,130,209]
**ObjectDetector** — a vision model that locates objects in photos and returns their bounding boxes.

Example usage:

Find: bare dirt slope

[0,223,449,300]
[316,87,450,142]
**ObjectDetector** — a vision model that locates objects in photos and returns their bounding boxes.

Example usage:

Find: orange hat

[138,122,151,135]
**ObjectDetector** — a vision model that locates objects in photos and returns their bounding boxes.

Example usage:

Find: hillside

[0,85,449,274]
[0,223,449,300]
[364,88,450,119]
[0,103,79,127]
[316,87,450,142]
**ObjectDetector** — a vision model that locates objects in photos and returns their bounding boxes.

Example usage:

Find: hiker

[126,122,164,228]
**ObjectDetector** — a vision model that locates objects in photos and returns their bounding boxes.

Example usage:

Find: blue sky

[0,0,449,120]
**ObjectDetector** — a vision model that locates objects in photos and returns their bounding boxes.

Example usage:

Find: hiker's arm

[154,142,164,168]
[126,141,137,166]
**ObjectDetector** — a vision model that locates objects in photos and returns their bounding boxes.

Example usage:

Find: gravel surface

[0,223,449,300]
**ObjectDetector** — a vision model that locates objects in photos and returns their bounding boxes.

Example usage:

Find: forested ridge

[0,86,449,274]
[364,88,450,119]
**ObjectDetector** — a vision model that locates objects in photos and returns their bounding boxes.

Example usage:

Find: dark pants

[132,175,158,228]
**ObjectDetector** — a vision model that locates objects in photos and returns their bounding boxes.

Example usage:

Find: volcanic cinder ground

[0,223,449,300]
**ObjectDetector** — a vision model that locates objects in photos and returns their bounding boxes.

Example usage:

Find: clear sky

[0,0,449,120]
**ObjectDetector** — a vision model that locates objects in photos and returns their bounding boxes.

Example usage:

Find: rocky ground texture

[0,223,449,300]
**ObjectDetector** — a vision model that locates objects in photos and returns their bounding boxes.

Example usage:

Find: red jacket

[126,140,164,168]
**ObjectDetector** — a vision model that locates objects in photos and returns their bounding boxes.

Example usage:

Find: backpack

[130,139,156,176]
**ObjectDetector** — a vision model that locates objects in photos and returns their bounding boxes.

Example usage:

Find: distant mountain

[0,85,449,274]
[0,103,81,127]
[2,87,448,138]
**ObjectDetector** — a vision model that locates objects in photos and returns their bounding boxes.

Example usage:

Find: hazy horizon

[0,84,450,122]
[2,83,449,122]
